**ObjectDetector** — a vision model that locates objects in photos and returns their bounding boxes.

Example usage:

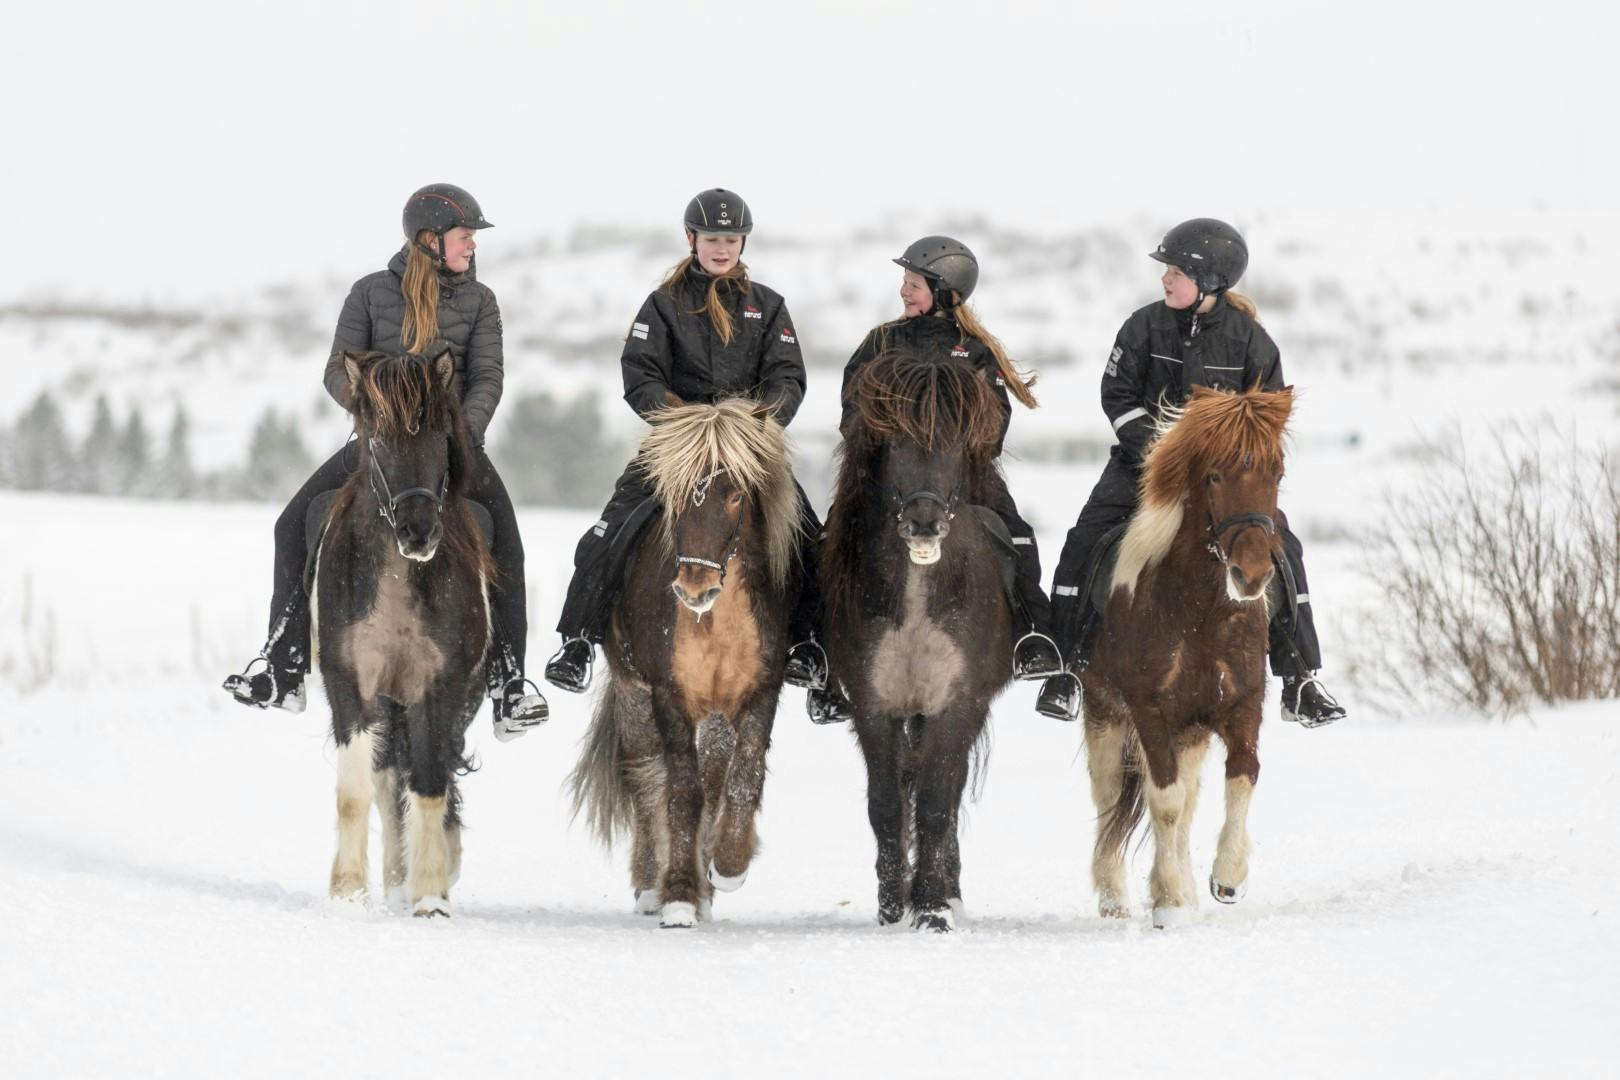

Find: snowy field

[2,492,1616,1078]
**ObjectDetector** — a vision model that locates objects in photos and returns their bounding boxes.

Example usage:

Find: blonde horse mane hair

[635,397,801,589]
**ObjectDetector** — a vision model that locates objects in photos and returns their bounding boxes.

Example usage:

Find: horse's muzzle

[1225,562,1273,603]
[898,517,949,565]
[671,565,723,615]
[395,519,443,563]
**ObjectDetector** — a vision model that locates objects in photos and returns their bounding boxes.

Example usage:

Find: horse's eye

[728,491,744,508]
[1208,472,1223,486]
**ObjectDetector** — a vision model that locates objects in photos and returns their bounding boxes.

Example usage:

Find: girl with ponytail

[805,235,1062,724]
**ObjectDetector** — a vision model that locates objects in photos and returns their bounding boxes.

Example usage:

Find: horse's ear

[752,400,776,421]
[343,354,363,392]
[434,350,454,390]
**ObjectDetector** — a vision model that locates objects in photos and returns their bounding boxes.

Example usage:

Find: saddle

[302,489,496,594]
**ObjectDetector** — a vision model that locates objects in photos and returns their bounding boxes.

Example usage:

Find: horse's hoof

[877,903,905,926]
[1209,875,1247,905]
[912,907,956,933]
[329,878,366,902]
[1151,904,1189,929]
[708,865,747,893]
[659,901,698,928]
[634,888,662,915]
[1098,899,1132,920]
[412,895,450,918]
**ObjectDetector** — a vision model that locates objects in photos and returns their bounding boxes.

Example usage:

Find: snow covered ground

[2,492,1616,1077]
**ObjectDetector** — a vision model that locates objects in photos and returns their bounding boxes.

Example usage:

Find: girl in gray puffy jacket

[223,183,548,741]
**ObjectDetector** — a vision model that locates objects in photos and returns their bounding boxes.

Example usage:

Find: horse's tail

[1097,729,1146,860]
[567,683,629,850]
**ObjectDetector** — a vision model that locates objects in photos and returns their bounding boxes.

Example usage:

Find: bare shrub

[1350,426,1620,718]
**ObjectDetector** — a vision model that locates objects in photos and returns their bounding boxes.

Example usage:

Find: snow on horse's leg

[1145,762,1194,929]
[1211,775,1255,904]
[329,727,375,900]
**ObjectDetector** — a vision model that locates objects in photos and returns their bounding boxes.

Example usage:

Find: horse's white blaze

[404,792,451,910]
[869,567,965,715]
[660,901,698,928]
[329,728,375,899]
[1112,498,1184,600]
[1085,721,1132,916]
[1211,775,1255,899]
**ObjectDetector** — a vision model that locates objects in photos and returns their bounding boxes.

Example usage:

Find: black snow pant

[555,462,824,646]
[263,441,528,679]
[1049,447,1322,676]
[981,473,1051,639]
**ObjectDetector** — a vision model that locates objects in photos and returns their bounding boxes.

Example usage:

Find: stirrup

[494,677,549,741]
[222,657,306,714]
[807,682,853,725]
[544,636,595,693]
[1012,631,1064,680]
[1282,675,1345,729]
[783,638,829,690]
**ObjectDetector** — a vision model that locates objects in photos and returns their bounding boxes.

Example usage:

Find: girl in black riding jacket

[1037,218,1346,728]
[805,235,1063,724]
[544,188,823,693]
[223,183,549,740]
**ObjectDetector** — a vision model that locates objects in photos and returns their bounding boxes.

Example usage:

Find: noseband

[368,435,448,530]
[893,483,960,525]
[1205,510,1276,566]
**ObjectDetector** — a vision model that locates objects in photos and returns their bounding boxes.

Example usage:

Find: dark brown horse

[824,351,1016,932]
[569,398,802,928]
[1083,384,1294,928]
[316,351,494,916]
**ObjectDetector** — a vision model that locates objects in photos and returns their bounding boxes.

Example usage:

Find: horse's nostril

[1230,566,1248,589]
[701,587,722,606]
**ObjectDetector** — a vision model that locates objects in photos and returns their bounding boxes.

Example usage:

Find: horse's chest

[866,569,965,716]
[671,575,763,719]
[345,561,446,705]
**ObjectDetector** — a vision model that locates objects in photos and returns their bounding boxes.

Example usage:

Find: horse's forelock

[355,354,456,441]
[1141,386,1293,507]
[849,351,1004,456]
[637,399,799,588]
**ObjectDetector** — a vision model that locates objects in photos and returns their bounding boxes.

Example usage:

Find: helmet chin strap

[415,231,446,266]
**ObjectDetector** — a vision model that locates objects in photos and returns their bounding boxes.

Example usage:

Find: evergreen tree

[12,391,76,491]
[118,405,154,496]
[80,394,121,494]
[490,390,626,507]
[237,407,314,499]
[154,405,197,499]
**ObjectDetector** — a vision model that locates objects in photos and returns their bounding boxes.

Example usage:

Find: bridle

[368,435,448,530]
[1205,510,1276,566]
[674,466,741,584]
[892,480,961,526]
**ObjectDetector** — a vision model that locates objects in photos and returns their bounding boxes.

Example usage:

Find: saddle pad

[965,504,1018,611]
[303,491,495,594]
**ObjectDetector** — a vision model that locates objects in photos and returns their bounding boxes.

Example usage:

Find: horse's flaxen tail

[567,685,629,850]
[1097,733,1146,861]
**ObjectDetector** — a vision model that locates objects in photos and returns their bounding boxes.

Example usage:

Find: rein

[367,435,448,530]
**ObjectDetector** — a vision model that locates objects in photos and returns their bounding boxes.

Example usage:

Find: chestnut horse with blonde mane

[569,398,803,928]
[1083,384,1294,928]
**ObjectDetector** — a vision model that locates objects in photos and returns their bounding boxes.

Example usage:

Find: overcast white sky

[3,0,1613,303]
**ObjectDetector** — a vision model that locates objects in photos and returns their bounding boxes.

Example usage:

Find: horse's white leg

[1176,738,1210,912]
[404,791,451,917]
[375,766,406,905]
[1085,720,1131,918]
[329,727,375,900]
[1211,775,1256,903]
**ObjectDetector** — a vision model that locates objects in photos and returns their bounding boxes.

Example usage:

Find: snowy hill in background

[5,208,1616,526]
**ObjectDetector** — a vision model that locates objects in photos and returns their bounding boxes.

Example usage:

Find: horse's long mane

[328,350,493,580]
[825,351,1007,627]
[635,397,800,590]
[1113,385,1293,595]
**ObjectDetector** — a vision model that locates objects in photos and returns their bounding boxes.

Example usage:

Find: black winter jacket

[323,249,505,442]
[840,313,1013,455]
[1102,297,1283,464]
[620,265,806,424]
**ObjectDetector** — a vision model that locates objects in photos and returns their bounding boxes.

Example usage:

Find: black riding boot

[1281,675,1347,728]
[1035,612,1100,722]
[545,637,595,694]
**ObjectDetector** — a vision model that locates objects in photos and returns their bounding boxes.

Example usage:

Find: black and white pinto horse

[317,351,493,916]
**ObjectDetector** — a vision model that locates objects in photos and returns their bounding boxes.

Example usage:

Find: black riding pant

[263,442,527,676]
[980,472,1051,638]
[1049,447,1322,676]
[556,463,825,647]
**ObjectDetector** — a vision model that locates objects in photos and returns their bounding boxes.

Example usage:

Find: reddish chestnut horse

[1083,385,1294,928]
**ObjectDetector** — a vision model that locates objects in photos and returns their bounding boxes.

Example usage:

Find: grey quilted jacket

[323,248,504,441]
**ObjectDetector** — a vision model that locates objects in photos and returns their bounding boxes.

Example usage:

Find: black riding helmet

[403,183,494,266]
[894,235,978,310]
[1149,218,1248,296]
[684,188,752,258]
